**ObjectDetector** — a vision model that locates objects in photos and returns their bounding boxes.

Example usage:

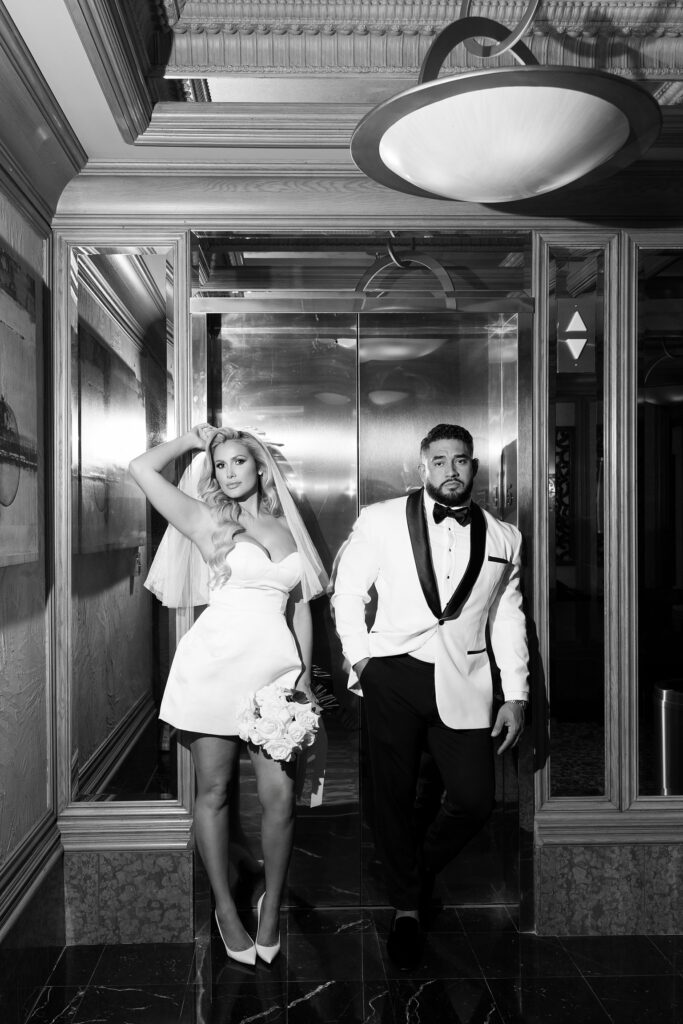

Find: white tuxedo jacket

[331,491,529,728]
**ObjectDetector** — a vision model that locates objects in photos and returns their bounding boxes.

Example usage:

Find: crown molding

[79,158,354,176]
[79,254,166,348]
[64,0,155,142]
[62,0,185,139]
[161,30,683,81]
[54,159,683,229]
[0,137,53,237]
[0,3,86,229]
[139,101,365,147]
[131,99,683,152]
[158,1,683,80]
[170,1,683,34]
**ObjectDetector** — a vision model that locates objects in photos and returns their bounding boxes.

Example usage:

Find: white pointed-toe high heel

[255,892,281,964]
[214,910,256,966]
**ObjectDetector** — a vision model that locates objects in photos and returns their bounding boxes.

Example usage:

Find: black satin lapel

[441,502,487,620]
[405,489,441,619]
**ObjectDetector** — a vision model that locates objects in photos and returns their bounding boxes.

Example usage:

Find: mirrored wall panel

[547,247,606,797]
[70,250,176,801]
[637,249,683,796]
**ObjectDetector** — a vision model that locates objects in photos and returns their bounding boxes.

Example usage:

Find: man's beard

[425,478,473,507]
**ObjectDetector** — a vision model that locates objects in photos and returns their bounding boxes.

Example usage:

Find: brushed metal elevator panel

[199,312,358,575]
[358,313,519,520]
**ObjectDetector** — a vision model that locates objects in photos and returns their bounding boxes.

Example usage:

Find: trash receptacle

[654,680,683,795]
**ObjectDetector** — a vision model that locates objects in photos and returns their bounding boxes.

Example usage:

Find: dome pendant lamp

[350,0,662,204]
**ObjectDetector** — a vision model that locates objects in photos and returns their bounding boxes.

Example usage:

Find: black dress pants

[361,653,495,911]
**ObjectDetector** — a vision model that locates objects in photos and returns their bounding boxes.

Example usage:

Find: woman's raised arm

[129,423,214,544]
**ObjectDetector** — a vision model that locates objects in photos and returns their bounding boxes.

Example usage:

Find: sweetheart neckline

[232,541,298,566]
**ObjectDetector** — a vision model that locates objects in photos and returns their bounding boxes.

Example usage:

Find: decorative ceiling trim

[171,1,683,34]
[157,0,683,80]
[135,101,683,151]
[0,3,86,229]
[54,159,683,227]
[64,0,154,143]
[58,0,683,159]
[160,30,683,81]
[79,255,166,347]
[63,0,188,140]
[80,158,355,175]
[138,101,366,146]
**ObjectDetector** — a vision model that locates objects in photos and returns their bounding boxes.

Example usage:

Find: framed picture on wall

[75,323,147,553]
[0,245,39,566]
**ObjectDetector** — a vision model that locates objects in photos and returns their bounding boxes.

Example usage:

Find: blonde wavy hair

[197,427,283,587]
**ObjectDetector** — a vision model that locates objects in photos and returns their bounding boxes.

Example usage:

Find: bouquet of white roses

[237,681,321,762]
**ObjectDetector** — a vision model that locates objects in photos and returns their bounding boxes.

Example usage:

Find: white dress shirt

[412,492,472,663]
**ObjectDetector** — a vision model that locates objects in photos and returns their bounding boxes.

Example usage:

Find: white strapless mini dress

[159,542,303,735]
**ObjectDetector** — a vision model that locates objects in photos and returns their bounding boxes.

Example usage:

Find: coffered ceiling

[59,0,683,152]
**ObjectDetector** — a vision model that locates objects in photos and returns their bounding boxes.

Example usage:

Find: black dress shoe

[386,915,423,970]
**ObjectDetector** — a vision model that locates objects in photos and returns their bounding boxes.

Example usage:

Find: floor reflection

[14,909,683,1023]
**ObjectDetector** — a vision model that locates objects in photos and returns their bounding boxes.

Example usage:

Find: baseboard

[0,813,62,942]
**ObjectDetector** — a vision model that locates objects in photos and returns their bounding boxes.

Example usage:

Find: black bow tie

[433,502,472,526]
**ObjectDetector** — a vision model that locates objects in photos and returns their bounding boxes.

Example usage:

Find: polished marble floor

[6,904,683,1024]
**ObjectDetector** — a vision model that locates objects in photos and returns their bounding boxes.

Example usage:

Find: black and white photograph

[1,3,683,1023]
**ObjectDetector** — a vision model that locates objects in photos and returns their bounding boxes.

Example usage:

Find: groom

[332,423,529,968]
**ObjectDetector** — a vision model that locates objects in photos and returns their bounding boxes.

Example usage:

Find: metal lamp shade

[351,66,662,204]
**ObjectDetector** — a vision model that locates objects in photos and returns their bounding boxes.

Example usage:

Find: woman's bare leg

[228,760,264,875]
[249,748,296,946]
[188,732,253,952]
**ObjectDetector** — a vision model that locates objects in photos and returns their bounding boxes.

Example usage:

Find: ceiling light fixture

[351,0,662,204]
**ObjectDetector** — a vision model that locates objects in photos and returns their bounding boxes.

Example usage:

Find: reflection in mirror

[190,230,531,311]
[547,248,605,797]
[359,313,519,515]
[637,250,683,795]
[70,250,177,801]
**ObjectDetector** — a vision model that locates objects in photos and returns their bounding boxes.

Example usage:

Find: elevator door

[194,308,527,909]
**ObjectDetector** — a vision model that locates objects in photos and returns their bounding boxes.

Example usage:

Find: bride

[129,423,327,965]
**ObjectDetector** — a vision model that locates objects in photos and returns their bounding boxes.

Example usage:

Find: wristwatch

[508,699,528,712]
